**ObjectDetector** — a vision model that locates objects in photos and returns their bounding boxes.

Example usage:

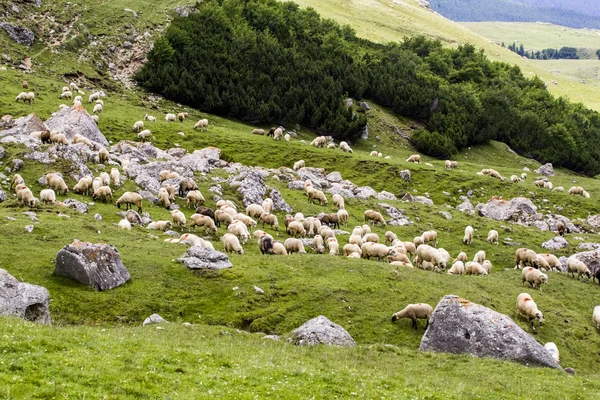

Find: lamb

[343,243,362,256]
[223,233,244,255]
[273,128,283,140]
[391,303,433,330]
[98,147,109,164]
[465,261,487,276]
[293,160,305,170]
[406,154,421,163]
[92,186,113,203]
[171,210,187,228]
[165,113,177,122]
[284,238,307,254]
[544,342,560,364]
[116,192,143,213]
[159,170,180,182]
[516,292,544,332]
[339,141,353,153]
[332,194,345,209]
[539,253,561,271]
[566,257,592,280]
[137,130,152,142]
[93,103,103,114]
[72,134,93,147]
[45,173,69,195]
[307,188,328,205]
[364,210,386,226]
[179,178,198,198]
[99,172,110,186]
[594,306,600,329]
[262,198,274,214]
[421,230,437,247]
[40,189,56,205]
[148,221,173,231]
[260,213,279,230]
[473,250,486,263]
[272,241,288,255]
[190,214,218,234]
[144,114,156,122]
[515,248,539,269]
[117,219,132,230]
[186,190,205,209]
[177,112,189,122]
[362,242,397,262]
[487,230,499,245]
[362,233,379,243]
[110,168,121,188]
[17,186,35,207]
[327,237,339,255]
[415,244,446,271]
[157,187,171,208]
[194,119,209,131]
[463,226,474,245]
[246,204,264,218]
[15,92,35,104]
[522,267,548,290]
[215,210,233,227]
[287,220,306,238]
[132,121,144,132]
[227,221,251,244]
[447,260,465,275]
[88,92,100,103]
[251,129,265,135]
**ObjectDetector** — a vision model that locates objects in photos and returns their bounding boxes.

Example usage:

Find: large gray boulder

[296,167,330,189]
[229,168,267,207]
[354,186,376,200]
[45,106,108,147]
[178,147,220,173]
[420,295,560,369]
[54,240,131,290]
[0,269,50,324]
[479,197,537,221]
[541,236,569,250]
[62,198,88,213]
[0,189,6,203]
[0,113,46,138]
[0,22,34,46]
[535,163,554,177]
[268,187,292,212]
[178,246,232,270]
[289,315,355,347]
[399,170,411,182]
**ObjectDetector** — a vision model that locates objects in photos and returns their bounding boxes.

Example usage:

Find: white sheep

[337,209,348,226]
[165,113,177,122]
[391,303,433,329]
[45,173,69,195]
[223,233,244,255]
[15,92,35,104]
[88,92,100,103]
[273,128,283,140]
[262,198,274,214]
[522,267,548,290]
[463,226,474,245]
[343,243,362,256]
[482,260,493,274]
[228,221,251,244]
[99,172,110,186]
[421,230,437,247]
[246,204,264,218]
[516,292,544,332]
[272,241,287,255]
[313,235,325,254]
[40,189,56,205]
[566,257,592,280]
[554,186,564,193]
[339,141,353,153]
[473,250,486,263]
[362,233,379,243]
[287,220,306,238]
[260,213,279,231]
[406,154,421,163]
[117,219,132,230]
[327,237,339,256]
[515,248,539,269]
[539,253,561,271]
[132,121,144,132]
[293,160,305,171]
[17,186,36,207]
[93,103,103,114]
[72,134,93,147]
[92,177,103,193]
[361,242,396,262]
[180,233,214,249]
[364,210,386,226]
[98,147,109,164]
[194,119,209,131]
[544,181,553,190]
[594,306,600,329]
[465,261,487,276]
[415,245,446,271]
[92,186,113,203]
[91,115,99,125]
[332,194,345,210]
[148,221,173,231]
[137,129,152,142]
[307,187,328,205]
[96,99,104,106]
[348,252,361,259]
[177,112,189,122]
[60,90,73,99]
[190,214,218,234]
[447,260,465,275]
[284,238,306,254]
[234,213,257,228]
[116,192,143,213]
[310,136,327,147]
[11,174,24,190]
[215,210,233,227]
[544,342,560,364]
[171,209,187,229]
[251,129,265,135]
[186,190,205,209]
[110,168,121,188]
[144,114,156,122]
[521,172,527,180]
[487,230,498,245]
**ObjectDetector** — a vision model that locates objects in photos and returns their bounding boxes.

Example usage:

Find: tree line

[135,0,600,176]
[506,42,579,59]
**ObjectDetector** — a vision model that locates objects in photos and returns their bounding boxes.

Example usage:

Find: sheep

[445,160,458,169]
[515,248,539,269]
[257,232,275,255]
[319,226,335,241]
[220,206,237,219]
[473,250,486,263]
[402,242,416,258]
[284,238,307,254]
[463,226,474,245]
[332,194,345,210]
[234,213,257,229]
[96,100,104,106]
[117,219,132,230]
[69,82,79,92]
[568,186,585,196]
[343,243,362,257]
[45,173,69,195]
[349,234,363,246]
[177,112,188,122]
[272,241,287,255]
[327,237,339,256]
[216,200,237,210]
[362,242,396,262]
[166,185,178,201]
[340,141,353,153]
[22,80,28,89]
[165,113,177,122]
[88,92,100,103]
[311,234,325,254]
[310,136,327,147]
[223,233,244,255]
[159,170,179,182]
[246,204,264,218]
[534,180,545,188]
[334,209,347,226]
[522,267,548,290]
[413,236,424,247]
[60,90,73,100]
[92,177,103,193]
[539,253,561,272]
[370,151,378,156]
[157,187,171,208]
[284,133,290,141]
[73,95,83,104]
[186,190,205,209]
[72,134,93,147]
[273,128,283,140]
[92,186,113,203]
[194,119,209,131]
[544,181,553,190]
[327,143,336,149]
[363,210,386,227]
[517,293,544,332]
[482,260,493,274]
[262,198,274,214]
[307,187,328,205]
[50,131,68,146]
[190,214,218,234]
[91,115,99,125]
[293,160,305,171]
[179,178,198,198]
[287,220,306,238]
[348,252,362,259]
[259,213,279,231]
[180,233,214,249]
[535,254,551,271]
[137,129,152,142]
[510,175,520,183]
[196,206,215,221]
[15,92,35,104]
[143,114,156,122]
[227,221,251,244]
[465,261,487,276]
[594,306,600,329]
[98,147,109,164]
[319,213,340,229]
[391,304,433,330]
[148,221,173,231]
[132,121,144,132]
[170,210,186,229]
[11,174,24,190]
[215,210,233,227]
[93,103,103,114]
[544,343,560,364]
[437,248,451,265]
[406,154,421,163]
[251,129,265,135]
[454,251,467,263]
[110,168,121,188]
[116,192,143,213]
[487,229,499,245]
[17,186,35,207]
[566,257,592,280]
[421,230,437,247]
[99,172,110,186]
[415,244,446,271]
[447,260,465,275]
[362,233,380,243]
[40,189,56,205]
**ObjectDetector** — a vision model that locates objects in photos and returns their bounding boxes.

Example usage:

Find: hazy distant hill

[429,0,600,29]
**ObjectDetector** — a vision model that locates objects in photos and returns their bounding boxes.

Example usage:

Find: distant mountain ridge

[429,0,600,29]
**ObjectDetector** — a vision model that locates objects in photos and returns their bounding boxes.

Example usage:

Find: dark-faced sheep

[391,303,433,330]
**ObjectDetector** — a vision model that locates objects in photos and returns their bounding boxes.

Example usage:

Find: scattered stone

[0,269,50,324]
[143,313,167,326]
[375,190,397,201]
[577,243,599,251]
[359,102,371,111]
[361,125,369,140]
[164,230,180,238]
[399,170,411,182]
[442,191,450,196]
[420,295,560,369]
[54,240,131,290]
[229,167,267,206]
[456,196,474,212]
[12,159,24,171]
[479,197,537,221]
[63,198,88,213]
[93,214,102,221]
[262,335,280,341]
[0,189,7,203]
[297,167,330,189]
[541,236,568,250]
[535,163,554,177]
[354,186,377,199]
[401,193,433,205]
[268,187,292,212]
[587,215,600,229]
[564,367,576,375]
[440,211,452,220]
[24,225,34,233]
[0,23,34,46]
[6,216,15,221]
[254,286,264,294]
[21,211,38,222]
[289,315,355,347]
[123,41,133,49]
[178,246,232,270]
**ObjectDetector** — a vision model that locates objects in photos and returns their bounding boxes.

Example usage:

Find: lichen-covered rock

[178,246,232,270]
[289,315,355,347]
[45,106,108,147]
[479,197,537,221]
[54,240,131,290]
[420,295,560,369]
[541,236,569,250]
[0,268,50,324]
[401,193,433,205]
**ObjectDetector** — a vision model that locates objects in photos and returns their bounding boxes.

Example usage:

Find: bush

[412,130,457,158]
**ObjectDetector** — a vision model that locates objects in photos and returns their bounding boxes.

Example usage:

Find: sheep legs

[411,317,418,330]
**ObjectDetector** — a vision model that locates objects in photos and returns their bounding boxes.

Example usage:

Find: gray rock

[399,170,411,182]
[164,230,180,238]
[254,285,264,294]
[577,243,599,251]
[0,23,34,46]
[123,41,133,49]
[289,315,355,347]
[442,191,450,196]
[376,191,397,201]
[143,313,168,326]
[167,148,186,158]
[0,146,4,159]
[54,240,131,290]
[440,211,452,220]
[561,248,600,275]
[0,189,6,203]
[361,125,369,140]
[22,211,37,221]
[178,148,220,173]
[297,167,330,189]
[420,295,560,369]
[12,159,24,172]
[45,106,108,147]
[24,151,54,164]
[263,335,280,341]
[24,225,34,232]
[345,98,353,108]
[268,187,292,212]
[467,189,473,198]
[354,186,377,200]
[378,203,406,219]
[326,172,342,183]
[359,102,371,111]
[327,183,356,199]
[541,236,568,250]
[62,198,88,213]
[124,210,143,225]
[587,215,600,229]
[94,214,103,221]
[401,193,433,205]
[0,269,50,324]
[178,246,232,270]
[229,168,267,207]
[456,196,474,212]
[288,180,305,191]
[479,197,537,221]
[535,163,554,177]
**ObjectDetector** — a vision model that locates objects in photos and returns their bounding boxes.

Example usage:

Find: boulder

[399,170,411,183]
[327,183,356,199]
[561,248,600,275]
[178,246,232,270]
[45,106,108,147]
[296,167,330,189]
[587,215,600,229]
[359,101,371,111]
[456,196,474,212]
[479,197,537,221]
[268,187,292,212]
[440,211,452,220]
[0,268,50,324]
[420,295,560,369]
[229,168,267,207]
[143,313,168,326]
[0,113,46,138]
[535,163,554,177]
[354,186,377,200]
[326,172,342,183]
[62,198,88,213]
[0,22,34,46]
[288,180,306,191]
[361,125,369,140]
[178,147,220,173]
[541,236,569,250]
[0,189,5,203]
[54,240,131,290]
[375,190,397,201]
[0,146,4,159]
[24,151,55,164]
[289,315,355,347]
[401,193,433,205]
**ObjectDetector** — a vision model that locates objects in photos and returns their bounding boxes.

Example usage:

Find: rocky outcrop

[268,187,292,212]
[178,246,232,270]
[326,172,342,183]
[54,240,131,290]
[45,106,108,146]
[479,197,537,221]
[0,113,46,139]
[541,236,569,250]
[399,170,411,183]
[178,147,221,173]
[535,163,554,177]
[559,248,600,275]
[289,315,355,347]
[0,23,34,46]
[296,167,330,189]
[354,186,377,200]
[229,167,268,207]
[379,203,412,226]
[420,295,560,369]
[401,193,433,205]
[0,269,50,324]
[62,198,88,213]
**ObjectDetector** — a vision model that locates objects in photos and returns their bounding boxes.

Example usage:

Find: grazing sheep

[272,241,287,255]
[92,177,103,193]
[370,151,378,156]
[137,129,153,142]
[568,186,586,196]
[517,292,544,332]
[349,234,363,246]
[348,252,362,259]
[593,306,600,329]
[336,209,348,226]
[554,186,564,193]
[227,221,251,244]
[391,303,433,330]
[45,173,69,195]
[313,235,325,254]
[165,113,177,122]
[98,147,109,164]
[92,186,113,203]
[319,213,340,229]
[463,226,474,245]
[482,260,493,275]
[287,220,306,238]
[171,210,187,228]
[262,198,274,214]
[148,221,173,231]
[22,80,28,89]
[340,141,353,153]
[413,236,424,247]
[116,192,143,213]
[465,261,487,276]
[510,175,520,183]
[72,134,93,147]
[487,230,499,245]
[215,210,233,227]
[159,170,179,182]
[216,200,237,210]
[421,230,437,247]
[99,172,110,186]
[447,261,465,275]
[69,82,79,92]
[362,233,379,243]
[180,233,214,249]
[234,213,257,228]
[332,194,345,210]
[310,136,327,147]
[186,190,205,209]
[364,210,386,227]
[246,204,264,218]
[179,178,198,198]
[544,181,553,190]
[157,187,171,208]
[195,206,215,221]
[273,128,283,140]
[177,112,189,122]
[361,242,396,262]
[190,214,218,234]
[284,238,306,254]
[415,245,446,271]
[40,189,56,205]
[194,119,209,131]
[293,160,305,170]
[258,233,275,254]
[15,92,35,104]
[343,243,362,256]
[284,133,290,141]
[72,176,93,195]
[566,257,592,280]
[220,206,237,219]
[406,154,421,163]
[144,114,156,122]
[11,174,24,190]
[402,242,416,258]
[223,233,244,255]
[515,248,539,269]
[93,103,103,114]
[117,219,132,230]
[319,226,335,241]
[473,250,486,263]
[88,92,100,103]
[60,90,73,100]
[307,187,328,205]
[522,267,548,290]
[132,121,144,132]
[454,251,467,263]
[327,237,339,255]
[50,131,68,146]
[110,168,121,188]
[251,129,265,135]
[535,254,551,271]
[259,213,279,231]
[17,186,35,207]
[91,115,99,125]
[539,253,562,271]
[445,160,458,169]
[437,248,451,265]
[544,343,560,363]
